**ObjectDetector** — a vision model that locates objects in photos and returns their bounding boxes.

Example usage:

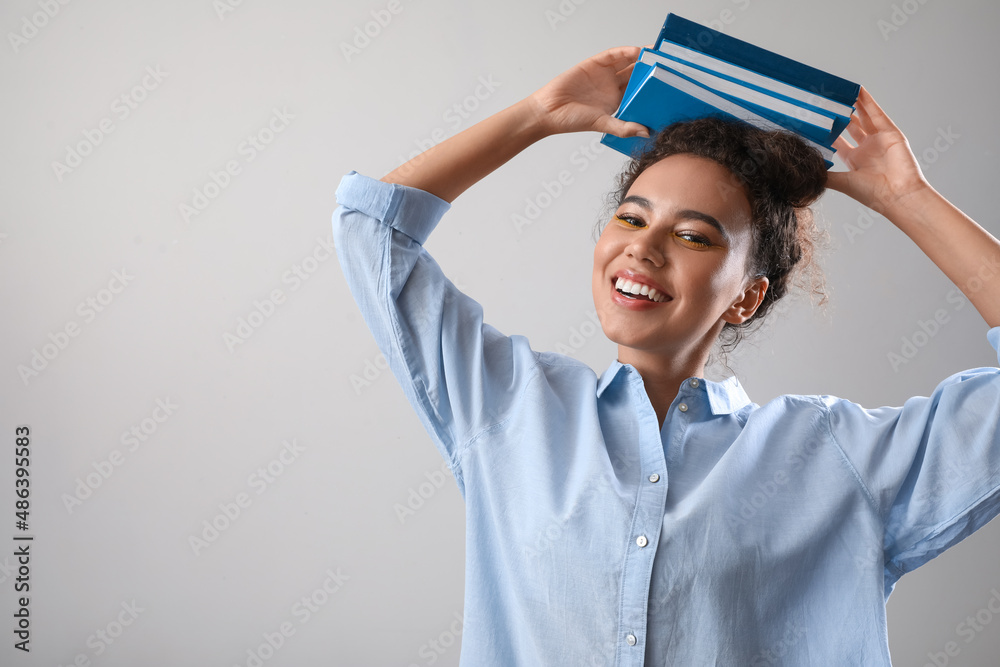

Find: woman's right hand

[381,46,648,202]
[526,46,650,139]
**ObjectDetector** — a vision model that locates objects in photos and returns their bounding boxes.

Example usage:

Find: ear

[721,276,769,325]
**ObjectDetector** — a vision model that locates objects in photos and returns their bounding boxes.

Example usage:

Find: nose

[625,231,665,267]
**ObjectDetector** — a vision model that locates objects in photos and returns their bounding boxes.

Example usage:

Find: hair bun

[753,131,828,208]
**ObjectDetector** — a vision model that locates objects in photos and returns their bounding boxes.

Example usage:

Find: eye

[677,232,712,247]
[614,214,645,228]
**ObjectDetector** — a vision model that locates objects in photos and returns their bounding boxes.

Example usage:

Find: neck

[617,337,715,430]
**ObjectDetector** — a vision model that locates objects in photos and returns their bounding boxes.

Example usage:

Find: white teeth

[614,277,668,303]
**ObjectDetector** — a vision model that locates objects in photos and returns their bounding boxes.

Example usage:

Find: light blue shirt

[332,171,1000,666]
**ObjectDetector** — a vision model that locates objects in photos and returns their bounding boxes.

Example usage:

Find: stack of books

[602,13,860,168]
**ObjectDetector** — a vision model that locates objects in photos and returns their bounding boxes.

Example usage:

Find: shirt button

[648,473,660,483]
[626,633,637,646]
[678,403,688,412]
[690,379,699,388]
[636,535,648,547]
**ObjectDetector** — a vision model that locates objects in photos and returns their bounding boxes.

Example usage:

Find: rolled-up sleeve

[824,326,1000,593]
[332,172,531,492]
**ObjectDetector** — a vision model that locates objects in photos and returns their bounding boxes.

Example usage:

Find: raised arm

[827,88,1000,328]
[381,46,650,203]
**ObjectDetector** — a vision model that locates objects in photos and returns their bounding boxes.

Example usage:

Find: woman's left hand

[826,87,930,217]
[828,87,1000,329]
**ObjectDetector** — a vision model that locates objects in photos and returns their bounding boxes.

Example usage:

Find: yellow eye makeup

[677,233,712,247]
[615,214,644,228]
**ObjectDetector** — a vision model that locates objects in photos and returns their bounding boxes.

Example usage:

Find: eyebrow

[620,195,731,242]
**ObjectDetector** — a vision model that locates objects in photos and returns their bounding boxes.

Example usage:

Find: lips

[612,269,672,303]
[614,277,668,302]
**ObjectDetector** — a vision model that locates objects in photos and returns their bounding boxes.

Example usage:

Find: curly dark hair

[600,116,829,353]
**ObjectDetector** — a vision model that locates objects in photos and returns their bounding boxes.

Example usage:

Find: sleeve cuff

[989,326,1000,365]
[334,171,451,246]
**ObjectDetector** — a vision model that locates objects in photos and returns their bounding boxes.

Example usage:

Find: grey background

[1,0,998,665]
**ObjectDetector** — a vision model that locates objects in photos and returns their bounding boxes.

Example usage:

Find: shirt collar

[595,361,627,397]
[704,375,753,414]
[597,360,752,415]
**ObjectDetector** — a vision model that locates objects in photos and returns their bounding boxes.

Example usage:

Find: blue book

[643,38,855,127]
[656,13,860,108]
[604,13,858,168]
[622,49,841,147]
[602,64,836,167]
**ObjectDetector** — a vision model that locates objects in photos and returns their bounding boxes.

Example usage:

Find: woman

[333,47,1000,665]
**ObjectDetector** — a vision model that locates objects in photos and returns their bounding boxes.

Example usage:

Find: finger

[857,86,900,133]
[594,46,641,72]
[600,117,650,139]
[832,136,856,169]
[844,115,867,144]
[832,135,853,154]
[598,45,642,70]
[853,96,877,136]
[615,62,636,89]
[616,75,635,99]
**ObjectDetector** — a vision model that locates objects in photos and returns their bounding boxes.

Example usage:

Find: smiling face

[592,153,769,364]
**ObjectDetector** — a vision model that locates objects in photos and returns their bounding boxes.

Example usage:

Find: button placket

[616,371,669,661]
